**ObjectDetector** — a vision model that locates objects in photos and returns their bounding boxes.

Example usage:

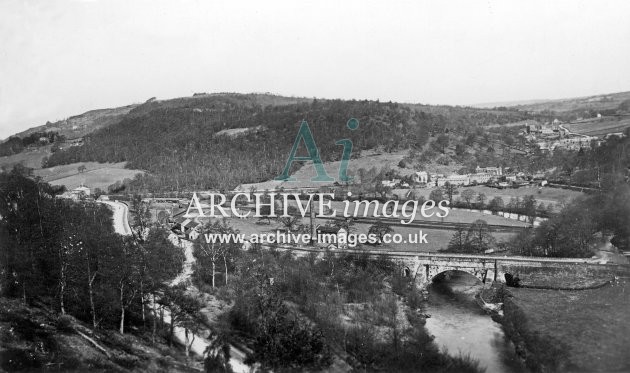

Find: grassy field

[565,116,630,137]
[237,149,414,191]
[399,184,582,210]
[35,162,144,190]
[197,203,520,253]
[466,185,582,207]
[0,145,52,170]
[508,281,630,372]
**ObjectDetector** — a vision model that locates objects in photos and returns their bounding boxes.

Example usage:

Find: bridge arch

[430,269,485,285]
[402,266,411,277]
[412,261,500,289]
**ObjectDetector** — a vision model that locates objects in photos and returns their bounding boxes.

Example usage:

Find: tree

[197,221,239,287]
[455,143,466,157]
[258,205,273,225]
[277,205,301,231]
[429,188,444,202]
[466,220,495,253]
[476,192,487,208]
[243,275,332,370]
[488,196,504,214]
[442,182,458,205]
[160,285,203,352]
[446,227,470,253]
[536,202,547,217]
[435,134,449,153]
[205,333,233,373]
[368,221,394,245]
[143,229,185,339]
[130,194,152,240]
[522,195,537,224]
[460,189,476,208]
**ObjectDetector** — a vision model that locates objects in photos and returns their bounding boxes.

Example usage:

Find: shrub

[56,315,75,333]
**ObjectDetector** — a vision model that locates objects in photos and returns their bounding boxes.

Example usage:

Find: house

[475,166,503,176]
[73,186,91,196]
[469,173,493,184]
[381,179,400,188]
[60,185,91,200]
[315,225,348,250]
[413,171,428,184]
[436,174,470,187]
[540,127,555,135]
[172,216,202,240]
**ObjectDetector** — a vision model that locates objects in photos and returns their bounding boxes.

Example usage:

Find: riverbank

[425,274,527,373]
[493,280,630,372]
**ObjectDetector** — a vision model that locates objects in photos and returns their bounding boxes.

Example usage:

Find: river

[424,271,527,373]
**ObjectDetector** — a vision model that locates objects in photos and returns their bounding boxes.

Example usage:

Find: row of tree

[0,169,188,343]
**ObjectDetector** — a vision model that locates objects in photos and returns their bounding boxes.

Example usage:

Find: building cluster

[433,166,504,187]
[524,119,598,151]
[393,166,523,188]
[59,185,92,200]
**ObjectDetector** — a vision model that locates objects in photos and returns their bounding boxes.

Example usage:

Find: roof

[316,225,346,234]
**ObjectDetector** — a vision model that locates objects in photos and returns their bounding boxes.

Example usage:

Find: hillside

[506,91,630,114]
[45,97,440,191]
[4,90,629,194]
[10,104,139,141]
[0,298,201,372]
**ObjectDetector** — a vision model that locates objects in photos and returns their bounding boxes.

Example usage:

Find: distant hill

[471,99,552,109]
[10,104,139,141]
[473,91,630,113]
[45,97,437,191]
[4,90,629,193]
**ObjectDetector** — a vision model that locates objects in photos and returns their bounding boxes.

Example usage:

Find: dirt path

[166,233,251,372]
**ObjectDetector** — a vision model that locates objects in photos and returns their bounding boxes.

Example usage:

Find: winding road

[98,200,132,235]
[100,198,250,372]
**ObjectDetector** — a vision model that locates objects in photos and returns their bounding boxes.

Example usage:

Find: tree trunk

[88,272,97,328]
[59,252,66,315]
[223,255,228,285]
[152,294,157,343]
[119,282,125,334]
[185,329,190,356]
[59,272,66,315]
[169,315,174,347]
[140,280,145,326]
[212,260,216,288]
[160,306,164,331]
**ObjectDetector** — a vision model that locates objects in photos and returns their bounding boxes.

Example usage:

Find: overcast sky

[1,0,630,139]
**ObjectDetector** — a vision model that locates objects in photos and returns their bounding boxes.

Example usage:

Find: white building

[436,174,470,187]
[413,171,429,184]
[475,166,503,176]
[469,173,493,184]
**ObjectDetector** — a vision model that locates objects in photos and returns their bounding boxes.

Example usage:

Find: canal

[424,271,527,373]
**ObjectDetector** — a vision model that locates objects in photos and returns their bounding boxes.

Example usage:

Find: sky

[1,0,630,139]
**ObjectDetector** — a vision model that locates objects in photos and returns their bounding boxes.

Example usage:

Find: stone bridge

[266,245,620,289]
[391,252,609,289]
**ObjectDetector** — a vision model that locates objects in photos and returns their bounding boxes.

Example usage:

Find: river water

[424,272,527,373]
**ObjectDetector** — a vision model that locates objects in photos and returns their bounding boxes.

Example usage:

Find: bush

[56,315,75,333]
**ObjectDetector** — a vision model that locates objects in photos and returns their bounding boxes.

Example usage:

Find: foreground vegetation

[197,245,486,372]
[499,280,630,372]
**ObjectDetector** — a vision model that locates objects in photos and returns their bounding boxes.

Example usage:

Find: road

[100,199,250,371]
[98,200,132,236]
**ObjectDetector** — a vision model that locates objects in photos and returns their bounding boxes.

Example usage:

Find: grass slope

[508,280,630,372]
[0,297,200,372]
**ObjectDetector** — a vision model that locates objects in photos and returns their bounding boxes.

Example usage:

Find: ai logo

[275,118,359,182]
